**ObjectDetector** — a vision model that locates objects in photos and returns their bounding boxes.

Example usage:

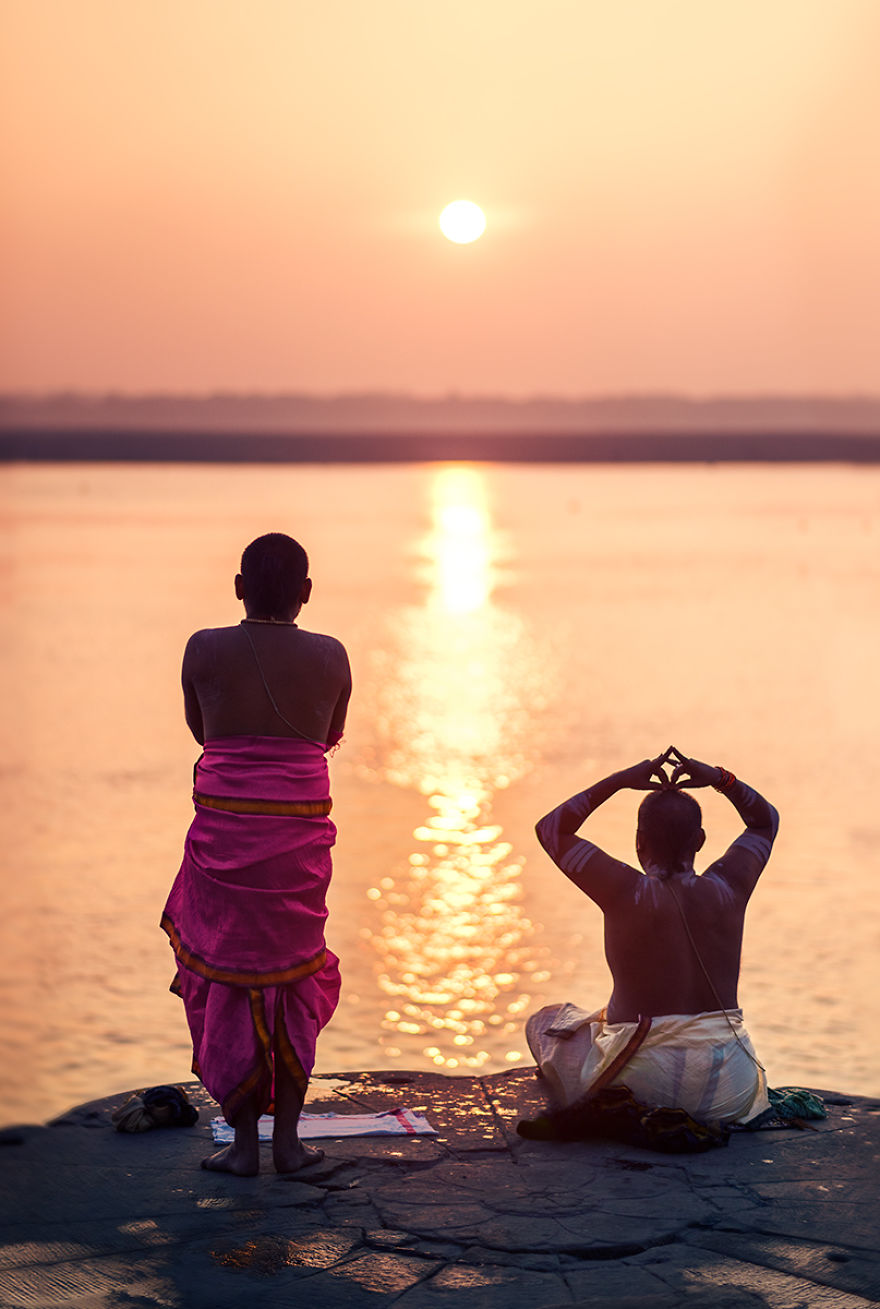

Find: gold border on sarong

[220,990,310,1122]
[224,1014,272,1123]
[193,790,332,817]
[161,913,328,987]
[275,1005,309,1098]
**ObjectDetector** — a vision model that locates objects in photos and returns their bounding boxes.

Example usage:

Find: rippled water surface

[2,461,878,1126]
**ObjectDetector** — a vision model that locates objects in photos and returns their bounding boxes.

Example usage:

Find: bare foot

[273,1141,325,1175]
[201,1144,259,1176]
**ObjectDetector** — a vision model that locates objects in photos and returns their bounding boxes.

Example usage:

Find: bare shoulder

[700,849,765,903]
[186,624,242,641]
[182,625,240,667]
[300,627,347,652]
[299,629,351,668]
[183,627,211,660]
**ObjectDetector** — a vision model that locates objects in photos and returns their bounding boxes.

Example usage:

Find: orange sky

[2,1,878,396]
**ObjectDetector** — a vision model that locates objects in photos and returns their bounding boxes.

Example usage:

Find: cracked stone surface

[0,1069,878,1308]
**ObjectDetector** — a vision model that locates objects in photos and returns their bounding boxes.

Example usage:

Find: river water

[1,460,878,1127]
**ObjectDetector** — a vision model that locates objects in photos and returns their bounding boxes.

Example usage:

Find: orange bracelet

[712,767,736,792]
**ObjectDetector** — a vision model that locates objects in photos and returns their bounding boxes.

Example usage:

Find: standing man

[527,749,778,1125]
[162,533,351,1174]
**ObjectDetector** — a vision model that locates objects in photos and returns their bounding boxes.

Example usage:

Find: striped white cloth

[211,1108,437,1143]
[526,1003,770,1125]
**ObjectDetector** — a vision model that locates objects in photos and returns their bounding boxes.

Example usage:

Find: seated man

[527,749,778,1125]
[161,533,351,1175]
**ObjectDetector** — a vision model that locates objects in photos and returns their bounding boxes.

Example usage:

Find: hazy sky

[2,1,879,396]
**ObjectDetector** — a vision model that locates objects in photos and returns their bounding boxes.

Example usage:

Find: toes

[273,1144,326,1175]
[200,1147,258,1176]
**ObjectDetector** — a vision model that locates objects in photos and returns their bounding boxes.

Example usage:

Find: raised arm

[535,756,668,907]
[669,750,779,898]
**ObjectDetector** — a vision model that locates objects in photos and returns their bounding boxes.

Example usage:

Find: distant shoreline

[3,428,880,463]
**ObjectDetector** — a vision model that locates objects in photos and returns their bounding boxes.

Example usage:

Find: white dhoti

[526,1003,769,1125]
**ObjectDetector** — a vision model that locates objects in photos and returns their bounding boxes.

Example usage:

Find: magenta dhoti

[161,736,341,1123]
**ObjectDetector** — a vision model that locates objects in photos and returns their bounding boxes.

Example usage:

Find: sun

[438,200,486,245]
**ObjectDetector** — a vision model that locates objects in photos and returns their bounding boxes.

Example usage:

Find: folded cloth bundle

[737,1086,827,1131]
[112,1085,200,1133]
[517,1084,730,1154]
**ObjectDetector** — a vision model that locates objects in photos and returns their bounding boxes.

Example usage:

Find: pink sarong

[161,736,341,1123]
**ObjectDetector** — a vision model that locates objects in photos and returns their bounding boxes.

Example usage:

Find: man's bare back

[182,623,350,748]
[600,867,749,1022]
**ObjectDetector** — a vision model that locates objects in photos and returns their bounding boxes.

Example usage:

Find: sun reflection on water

[364,466,548,1070]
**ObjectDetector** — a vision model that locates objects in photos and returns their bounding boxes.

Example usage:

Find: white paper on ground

[211,1108,437,1143]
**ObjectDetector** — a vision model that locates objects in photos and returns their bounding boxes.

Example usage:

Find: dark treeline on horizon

[2,429,880,465]
[2,391,880,436]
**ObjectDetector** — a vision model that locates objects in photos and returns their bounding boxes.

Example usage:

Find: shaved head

[239,533,308,616]
[637,789,704,874]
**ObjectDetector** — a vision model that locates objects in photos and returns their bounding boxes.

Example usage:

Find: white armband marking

[730,831,772,863]
[559,840,600,877]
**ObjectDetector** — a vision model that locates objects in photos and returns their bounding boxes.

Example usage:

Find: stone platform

[1,1069,878,1308]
